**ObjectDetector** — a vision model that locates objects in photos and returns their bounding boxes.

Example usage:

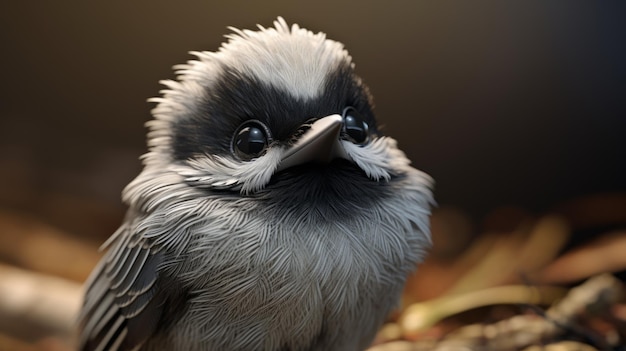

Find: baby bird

[78,17,433,351]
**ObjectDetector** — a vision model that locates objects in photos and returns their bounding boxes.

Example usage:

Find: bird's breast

[151,167,430,350]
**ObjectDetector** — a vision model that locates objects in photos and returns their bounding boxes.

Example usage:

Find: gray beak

[276,114,349,172]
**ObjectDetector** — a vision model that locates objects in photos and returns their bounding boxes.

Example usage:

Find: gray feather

[78,220,169,351]
[78,17,434,351]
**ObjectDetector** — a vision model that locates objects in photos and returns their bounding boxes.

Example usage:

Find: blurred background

[0,1,625,350]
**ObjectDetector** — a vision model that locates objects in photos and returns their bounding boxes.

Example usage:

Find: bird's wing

[78,218,168,351]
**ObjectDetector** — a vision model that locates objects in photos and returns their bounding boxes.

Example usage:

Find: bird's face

[143,18,415,199]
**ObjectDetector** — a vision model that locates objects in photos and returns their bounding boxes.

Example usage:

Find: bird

[77,17,434,351]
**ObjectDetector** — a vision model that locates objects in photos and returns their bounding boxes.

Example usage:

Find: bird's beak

[276,114,349,172]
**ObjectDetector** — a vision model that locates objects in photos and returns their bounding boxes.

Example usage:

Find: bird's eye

[232,120,271,160]
[341,107,370,145]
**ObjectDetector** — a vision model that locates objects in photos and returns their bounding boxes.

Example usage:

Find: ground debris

[370,274,625,351]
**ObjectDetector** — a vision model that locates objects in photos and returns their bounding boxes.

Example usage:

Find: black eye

[342,107,370,144]
[232,121,271,160]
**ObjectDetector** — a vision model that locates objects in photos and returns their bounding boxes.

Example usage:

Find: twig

[0,264,82,343]
[372,274,624,351]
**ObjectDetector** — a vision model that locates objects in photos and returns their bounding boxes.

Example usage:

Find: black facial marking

[257,159,397,221]
[171,63,378,161]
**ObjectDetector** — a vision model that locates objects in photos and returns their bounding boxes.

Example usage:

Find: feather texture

[78,17,434,351]
[79,218,167,351]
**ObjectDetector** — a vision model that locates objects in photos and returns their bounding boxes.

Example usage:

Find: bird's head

[141,17,419,198]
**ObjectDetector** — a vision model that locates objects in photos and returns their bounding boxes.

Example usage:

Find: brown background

[1,1,625,242]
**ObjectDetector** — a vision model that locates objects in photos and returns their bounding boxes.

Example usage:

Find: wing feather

[78,219,169,351]
[108,328,128,351]
[112,248,150,292]
[93,316,125,351]
[107,246,141,282]
[90,303,120,342]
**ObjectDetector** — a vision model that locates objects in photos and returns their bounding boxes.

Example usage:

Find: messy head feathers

[145,17,357,167]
